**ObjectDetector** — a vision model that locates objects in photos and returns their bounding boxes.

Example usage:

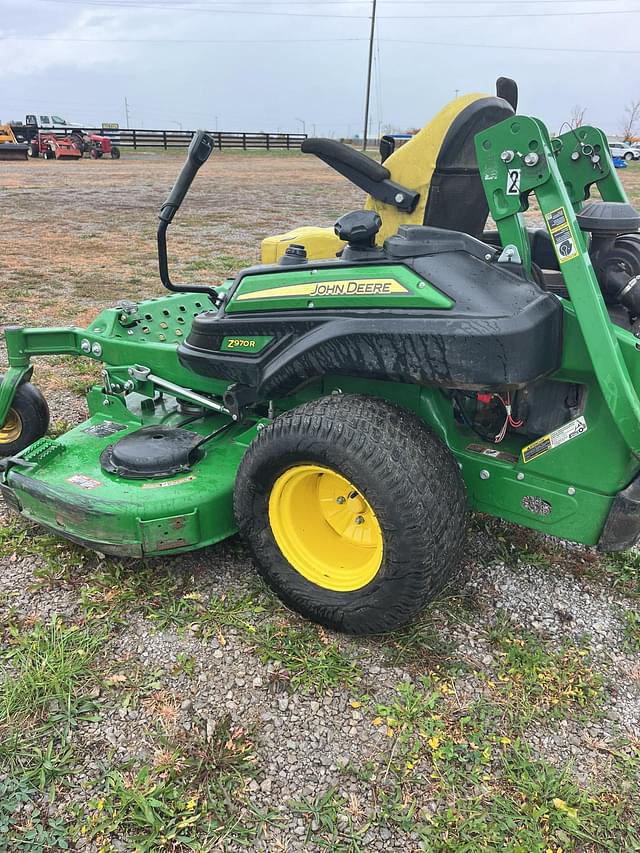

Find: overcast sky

[1,0,638,136]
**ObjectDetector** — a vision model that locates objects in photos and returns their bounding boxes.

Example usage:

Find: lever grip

[159,130,214,223]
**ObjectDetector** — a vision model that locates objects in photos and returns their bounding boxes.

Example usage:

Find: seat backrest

[260,80,517,263]
[366,92,515,242]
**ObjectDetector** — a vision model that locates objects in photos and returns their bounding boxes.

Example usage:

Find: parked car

[27,114,83,132]
[608,141,640,161]
[11,114,84,150]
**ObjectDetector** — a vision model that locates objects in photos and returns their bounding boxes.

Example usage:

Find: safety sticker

[466,443,518,464]
[67,474,103,490]
[546,206,579,264]
[84,421,127,437]
[506,168,521,196]
[141,475,196,490]
[521,416,587,464]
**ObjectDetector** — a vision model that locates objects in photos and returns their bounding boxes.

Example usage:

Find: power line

[384,36,640,53]
[380,6,640,16]
[2,34,638,54]
[31,0,640,16]
[0,35,367,43]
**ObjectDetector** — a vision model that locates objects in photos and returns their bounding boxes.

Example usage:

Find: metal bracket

[128,365,233,418]
[497,244,522,265]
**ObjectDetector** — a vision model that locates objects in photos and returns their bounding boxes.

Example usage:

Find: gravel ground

[0,459,638,849]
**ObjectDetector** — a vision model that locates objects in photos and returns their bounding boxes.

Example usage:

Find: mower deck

[1,398,259,556]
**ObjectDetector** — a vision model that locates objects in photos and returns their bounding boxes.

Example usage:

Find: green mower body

[2,81,640,633]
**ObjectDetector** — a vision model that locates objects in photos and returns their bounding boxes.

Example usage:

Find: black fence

[88,128,307,150]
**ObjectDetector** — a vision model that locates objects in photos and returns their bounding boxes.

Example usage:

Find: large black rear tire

[0,381,50,458]
[234,394,467,634]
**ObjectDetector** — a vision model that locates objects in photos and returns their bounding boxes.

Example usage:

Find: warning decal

[141,475,196,490]
[506,168,521,195]
[546,206,579,264]
[84,421,127,437]
[521,416,587,464]
[67,474,103,490]
[466,443,518,464]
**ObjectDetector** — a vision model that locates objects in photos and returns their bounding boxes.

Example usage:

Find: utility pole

[362,0,377,151]
[295,116,306,135]
[124,97,131,129]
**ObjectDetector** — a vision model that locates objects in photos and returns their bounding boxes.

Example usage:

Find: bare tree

[621,100,640,142]
[569,104,587,129]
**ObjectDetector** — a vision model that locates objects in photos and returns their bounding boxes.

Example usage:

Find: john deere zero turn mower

[2,78,640,634]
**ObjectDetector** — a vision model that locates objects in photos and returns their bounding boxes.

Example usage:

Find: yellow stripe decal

[236,278,410,301]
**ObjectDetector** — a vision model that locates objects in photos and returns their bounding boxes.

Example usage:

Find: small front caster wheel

[0,381,50,457]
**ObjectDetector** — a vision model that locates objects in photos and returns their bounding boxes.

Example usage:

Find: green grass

[374,592,479,671]
[376,615,455,669]
[0,615,105,731]
[80,562,362,694]
[46,354,102,395]
[470,514,557,569]
[0,777,71,852]
[0,517,91,586]
[290,787,370,852]
[477,516,640,604]
[349,677,640,851]
[254,622,362,694]
[621,608,640,652]
[0,616,105,807]
[603,550,640,600]
[103,661,165,711]
[77,715,268,851]
[172,652,197,679]
[79,561,265,641]
[485,616,604,723]
[0,734,76,791]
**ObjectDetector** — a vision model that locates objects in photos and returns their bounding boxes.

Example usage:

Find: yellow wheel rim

[268,464,383,592]
[0,408,22,444]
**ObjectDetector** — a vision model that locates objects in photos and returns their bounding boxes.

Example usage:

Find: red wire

[491,392,523,440]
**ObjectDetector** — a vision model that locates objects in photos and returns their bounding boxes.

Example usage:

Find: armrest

[301,138,420,213]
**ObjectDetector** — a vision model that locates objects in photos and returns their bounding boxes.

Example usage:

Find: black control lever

[160,131,213,223]
[157,131,218,300]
